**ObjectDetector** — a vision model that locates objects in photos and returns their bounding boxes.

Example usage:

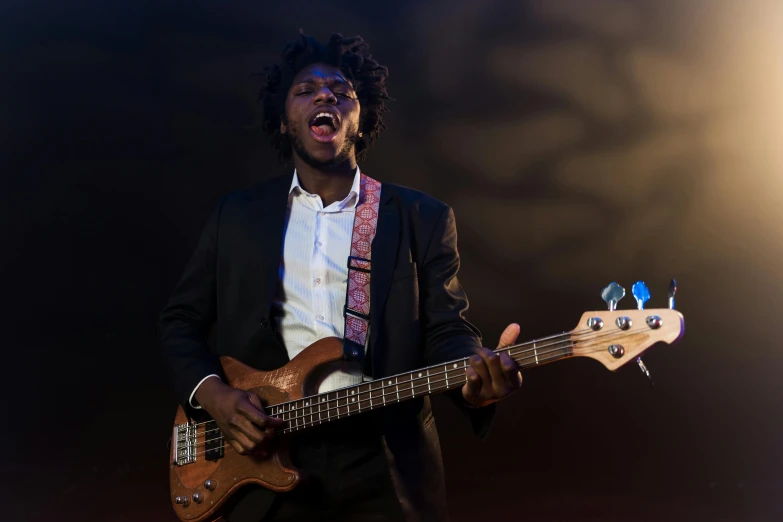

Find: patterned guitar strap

[343,173,382,363]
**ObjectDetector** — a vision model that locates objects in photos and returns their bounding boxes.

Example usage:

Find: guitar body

[168,337,345,522]
[167,301,685,522]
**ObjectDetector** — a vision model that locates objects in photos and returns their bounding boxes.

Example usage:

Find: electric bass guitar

[168,281,684,521]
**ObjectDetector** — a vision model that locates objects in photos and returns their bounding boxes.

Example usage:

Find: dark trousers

[227,415,406,522]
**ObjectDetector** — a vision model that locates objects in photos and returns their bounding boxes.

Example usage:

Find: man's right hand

[194,377,283,457]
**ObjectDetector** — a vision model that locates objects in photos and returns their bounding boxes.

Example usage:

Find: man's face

[282,63,362,168]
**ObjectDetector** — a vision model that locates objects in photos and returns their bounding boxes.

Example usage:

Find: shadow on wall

[399,0,783,295]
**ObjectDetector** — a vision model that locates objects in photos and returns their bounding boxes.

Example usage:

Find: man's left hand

[462,323,523,408]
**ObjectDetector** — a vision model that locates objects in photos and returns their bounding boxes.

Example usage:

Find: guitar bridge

[171,420,224,466]
[172,422,197,466]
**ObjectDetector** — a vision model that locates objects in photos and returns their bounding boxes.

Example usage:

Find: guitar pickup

[204,420,224,462]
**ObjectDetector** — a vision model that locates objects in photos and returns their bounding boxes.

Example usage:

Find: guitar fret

[445,365,449,388]
[395,377,400,402]
[534,342,538,364]
[427,369,431,394]
[340,391,344,418]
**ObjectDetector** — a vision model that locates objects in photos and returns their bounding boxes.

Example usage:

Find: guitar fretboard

[266,335,573,435]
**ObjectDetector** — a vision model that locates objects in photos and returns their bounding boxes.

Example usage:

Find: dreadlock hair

[258,31,390,163]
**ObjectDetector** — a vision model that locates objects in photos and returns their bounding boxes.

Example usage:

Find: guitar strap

[343,173,381,363]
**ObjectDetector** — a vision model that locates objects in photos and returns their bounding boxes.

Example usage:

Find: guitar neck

[267,332,574,435]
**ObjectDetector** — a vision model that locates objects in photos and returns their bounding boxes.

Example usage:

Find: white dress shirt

[189,167,366,407]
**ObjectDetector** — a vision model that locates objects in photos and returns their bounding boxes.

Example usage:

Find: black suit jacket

[158,174,495,521]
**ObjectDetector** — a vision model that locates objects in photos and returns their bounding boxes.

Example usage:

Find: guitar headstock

[570,308,684,371]
[571,280,684,374]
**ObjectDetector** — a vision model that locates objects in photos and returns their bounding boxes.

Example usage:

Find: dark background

[3,1,782,521]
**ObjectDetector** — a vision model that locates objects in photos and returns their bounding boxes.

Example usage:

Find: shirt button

[316,241,323,248]
[315,278,321,285]
[316,314,324,321]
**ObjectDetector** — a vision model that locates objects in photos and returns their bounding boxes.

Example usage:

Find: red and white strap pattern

[344,173,381,352]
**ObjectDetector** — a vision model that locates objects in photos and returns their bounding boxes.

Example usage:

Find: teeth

[313,112,336,126]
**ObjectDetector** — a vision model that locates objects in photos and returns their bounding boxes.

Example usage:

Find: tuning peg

[601,282,625,311]
[668,279,677,309]
[637,357,655,388]
[631,281,650,310]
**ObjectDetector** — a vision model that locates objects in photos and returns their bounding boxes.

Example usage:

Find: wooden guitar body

[168,303,685,522]
[168,337,345,522]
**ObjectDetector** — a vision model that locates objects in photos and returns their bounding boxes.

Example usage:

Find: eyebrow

[295,76,353,88]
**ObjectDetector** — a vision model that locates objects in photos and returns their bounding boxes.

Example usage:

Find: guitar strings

[274,323,647,417]
[186,342,574,451]
[178,323,646,435]
[203,337,575,437]
[184,327,639,453]
[185,341,628,459]
[190,348,572,457]
[251,325,623,418]
[181,332,580,443]
[179,328,586,432]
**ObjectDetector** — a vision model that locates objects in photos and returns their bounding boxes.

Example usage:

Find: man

[159,32,522,522]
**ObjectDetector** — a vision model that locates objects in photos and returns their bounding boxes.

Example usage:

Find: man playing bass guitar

[158,31,523,522]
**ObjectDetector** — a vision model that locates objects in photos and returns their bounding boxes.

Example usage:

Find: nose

[313,86,337,105]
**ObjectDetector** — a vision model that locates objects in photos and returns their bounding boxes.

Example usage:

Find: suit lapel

[369,186,400,368]
[242,174,292,332]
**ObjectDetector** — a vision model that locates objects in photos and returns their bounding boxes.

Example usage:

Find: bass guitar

[169,280,684,521]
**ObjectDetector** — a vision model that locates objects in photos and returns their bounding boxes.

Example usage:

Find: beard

[287,120,361,169]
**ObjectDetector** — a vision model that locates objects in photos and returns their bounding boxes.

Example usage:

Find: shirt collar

[289,166,362,210]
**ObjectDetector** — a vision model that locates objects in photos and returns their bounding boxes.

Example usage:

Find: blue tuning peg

[632,281,650,310]
[601,282,625,311]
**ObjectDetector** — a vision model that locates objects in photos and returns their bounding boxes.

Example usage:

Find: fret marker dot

[388,381,392,385]
[352,398,355,402]
[453,363,457,368]
[351,390,355,395]
[418,372,422,377]
[322,398,326,402]
[305,402,309,406]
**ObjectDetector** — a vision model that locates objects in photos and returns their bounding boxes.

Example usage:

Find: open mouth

[309,111,340,143]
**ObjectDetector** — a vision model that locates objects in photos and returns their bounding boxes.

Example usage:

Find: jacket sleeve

[420,205,496,439]
[157,197,225,408]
